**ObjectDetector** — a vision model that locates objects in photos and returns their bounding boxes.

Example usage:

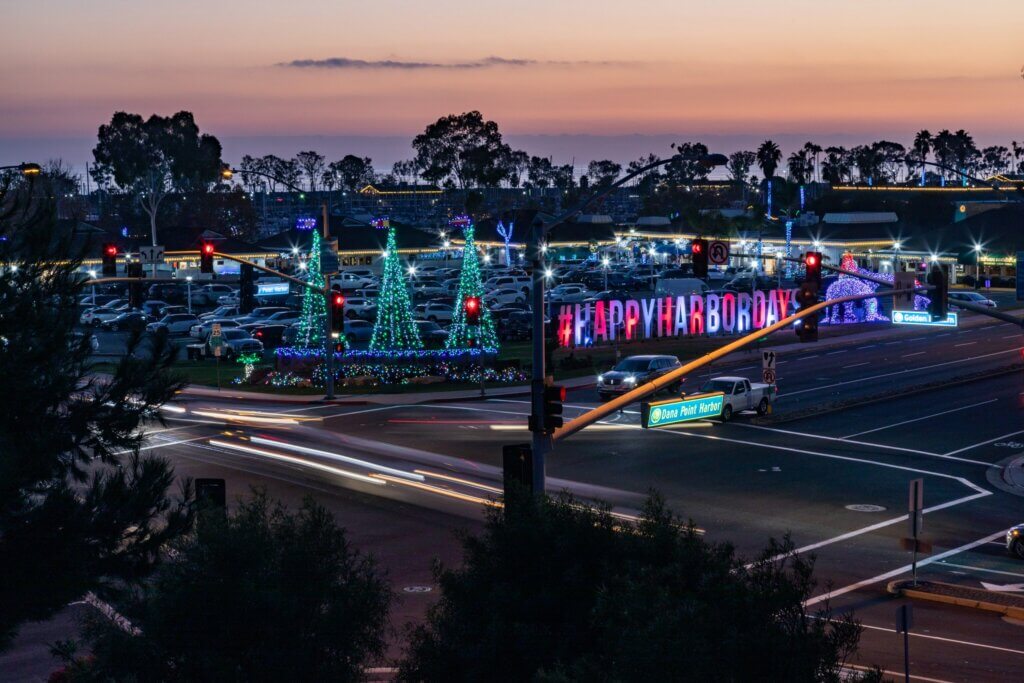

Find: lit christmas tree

[294,230,346,350]
[446,218,499,351]
[370,226,423,351]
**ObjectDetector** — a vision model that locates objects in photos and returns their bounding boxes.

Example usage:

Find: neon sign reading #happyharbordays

[555,289,799,347]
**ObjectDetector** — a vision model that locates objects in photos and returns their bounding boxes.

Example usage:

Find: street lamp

[0,162,42,177]
[972,242,983,289]
[602,257,610,290]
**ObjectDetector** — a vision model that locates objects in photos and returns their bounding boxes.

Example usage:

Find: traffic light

[543,383,566,432]
[101,243,118,276]
[804,251,822,287]
[331,291,346,334]
[928,264,947,321]
[691,238,708,278]
[239,263,256,314]
[795,281,818,343]
[200,241,215,274]
[502,443,534,498]
[464,296,481,325]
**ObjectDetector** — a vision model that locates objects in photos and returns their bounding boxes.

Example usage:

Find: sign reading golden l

[555,288,799,347]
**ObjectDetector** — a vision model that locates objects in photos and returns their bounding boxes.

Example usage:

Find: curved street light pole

[526,152,727,495]
[223,165,338,400]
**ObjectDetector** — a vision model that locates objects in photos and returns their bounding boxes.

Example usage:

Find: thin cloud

[278,56,625,70]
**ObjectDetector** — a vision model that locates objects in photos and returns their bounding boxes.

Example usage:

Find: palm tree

[912,130,932,185]
[756,140,782,215]
[1012,142,1023,174]
[802,142,822,182]
[787,150,810,184]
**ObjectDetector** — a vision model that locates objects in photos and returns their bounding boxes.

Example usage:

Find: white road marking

[954,341,977,347]
[856,622,1024,657]
[321,405,420,420]
[1004,334,1022,340]
[782,348,1019,396]
[846,663,952,683]
[798,355,818,360]
[936,562,1024,580]
[857,345,876,349]
[825,349,847,355]
[842,362,870,369]
[731,423,994,465]
[901,351,926,358]
[883,341,902,345]
[805,528,1009,607]
[843,399,999,438]
[945,429,1024,456]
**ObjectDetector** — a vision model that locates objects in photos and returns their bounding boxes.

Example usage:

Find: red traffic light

[104,244,118,257]
[691,242,703,254]
[464,296,480,312]
[202,242,215,255]
[805,253,818,267]
[333,293,345,307]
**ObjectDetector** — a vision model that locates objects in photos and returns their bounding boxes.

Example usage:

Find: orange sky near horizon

[3,0,1023,141]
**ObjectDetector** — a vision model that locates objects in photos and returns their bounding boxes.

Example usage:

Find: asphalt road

[8,311,1024,681]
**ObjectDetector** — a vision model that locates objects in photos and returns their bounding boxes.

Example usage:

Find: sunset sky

[3,1,1023,165]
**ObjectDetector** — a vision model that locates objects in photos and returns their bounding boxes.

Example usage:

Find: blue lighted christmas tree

[370,226,423,351]
[446,218,498,351]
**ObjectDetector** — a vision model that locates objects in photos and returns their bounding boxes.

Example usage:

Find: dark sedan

[100,311,152,332]
[415,320,449,348]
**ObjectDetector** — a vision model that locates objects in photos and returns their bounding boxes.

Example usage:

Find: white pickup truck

[699,376,775,420]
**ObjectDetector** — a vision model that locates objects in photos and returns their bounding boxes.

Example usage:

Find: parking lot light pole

[527,152,727,496]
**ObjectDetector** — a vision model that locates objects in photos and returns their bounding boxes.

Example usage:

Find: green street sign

[641,392,725,428]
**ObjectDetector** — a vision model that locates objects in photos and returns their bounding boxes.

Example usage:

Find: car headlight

[597,374,604,383]
[624,375,637,385]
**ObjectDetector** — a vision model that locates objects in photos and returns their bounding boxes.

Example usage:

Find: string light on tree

[370,226,423,351]
[446,218,499,351]
[496,220,514,266]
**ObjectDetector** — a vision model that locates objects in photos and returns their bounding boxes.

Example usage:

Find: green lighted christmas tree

[370,226,423,351]
[446,219,499,351]
[294,230,346,350]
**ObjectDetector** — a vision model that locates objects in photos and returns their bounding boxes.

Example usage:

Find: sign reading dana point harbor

[642,392,725,428]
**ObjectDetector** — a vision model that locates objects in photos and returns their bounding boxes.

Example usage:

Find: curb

[755,362,1024,425]
[887,579,1024,620]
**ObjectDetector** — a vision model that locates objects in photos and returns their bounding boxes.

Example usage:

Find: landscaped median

[887,579,1024,620]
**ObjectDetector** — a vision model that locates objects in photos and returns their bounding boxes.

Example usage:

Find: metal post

[324,289,336,401]
[529,219,549,496]
[903,626,910,683]
[186,278,192,314]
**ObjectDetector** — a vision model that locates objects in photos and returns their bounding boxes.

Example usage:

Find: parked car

[147,283,188,304]
[484,275,531,295]
[100,310,152,332]
[190,318,241,338]
[139,300,172,318]
[217,293,241,306]
[411,280,447,298]
[263,310,303,325]
[240,323,287,348]
[78,293,120,308]
[233,306,291,325]
[548,284,593,303]
[1005,525,1024,559]
[343,297,377,319]
[597,355,682,401]
[484,288,527,307]
[79,300,127,326]
[200,305,240,321]
[192,283,236,306]
[331,272,376,290]
[146,313,200,335]
[415,320,449,348]
[414,302,455,323]
[343,319,374,344]
[583,289,632,304]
